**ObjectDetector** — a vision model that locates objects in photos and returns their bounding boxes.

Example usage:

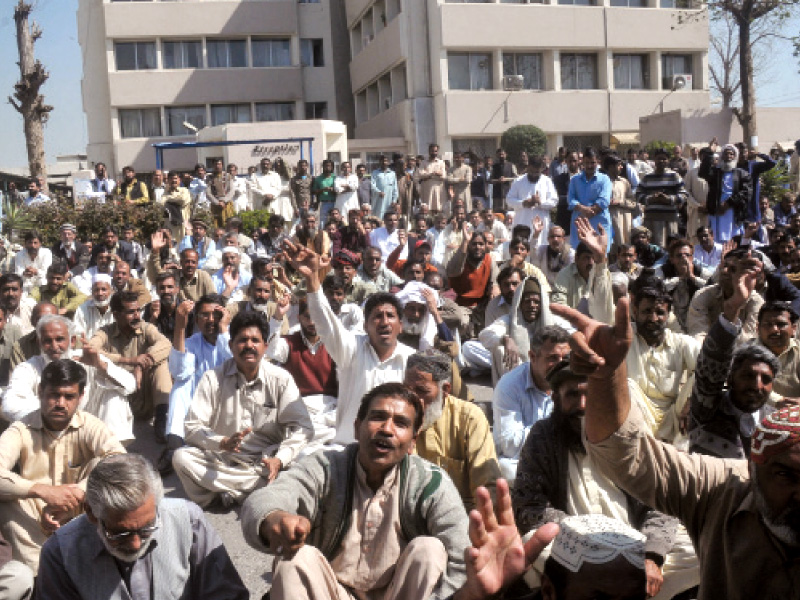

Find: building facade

[346,0,710,160]
[77,0,354,174]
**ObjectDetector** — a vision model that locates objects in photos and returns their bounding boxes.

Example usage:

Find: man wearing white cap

[396,281,453,351]
[73,273,115,339]
[212,246,251,302]
[539,514,648,600]
[701,143,752,242]
[50,223,90,281]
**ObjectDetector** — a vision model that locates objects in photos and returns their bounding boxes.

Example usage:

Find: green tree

[500,125,547,163]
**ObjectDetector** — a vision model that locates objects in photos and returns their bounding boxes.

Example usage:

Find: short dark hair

[509,237,531,251]
[0,274,23,289]
[364,292,402,322]
[154,270,178,286]
[402,259,425,275]
[497,265,525,287]
[268,214,285,227]
[101,225,119,236]
[322,274,347,293]
[41,359,88,395]
[575,242,593,258]
[23,230,41,243]
[530,326,571,351]
[195,293,226,313]
[356,382,424,434]
[230,311,270,342]
[110,291,140,312]
[758,300,800,324]
[47,261,69,277]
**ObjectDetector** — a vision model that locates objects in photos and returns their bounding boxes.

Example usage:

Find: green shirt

[30,282,88,316]
[312,173,337,205]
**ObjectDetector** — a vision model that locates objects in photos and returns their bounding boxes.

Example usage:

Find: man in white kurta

[72,274,115,339]
[286,239,416,447]
[1,315,136,443]
[416,144,448,214]
[172,312,313,508]
[15,234,52,294]
[334,162,360,224]
[254,159,283,212]
[506,160,559,240]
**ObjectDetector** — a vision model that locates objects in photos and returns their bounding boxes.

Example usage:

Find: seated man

[609,243,643,280]
[355,245,403,292]
[111,258,151,309]
[688,263,781,459]
[9,302,58,370]
[285,239,416,447]
[626,280,700,443]
[550,242,600,309]
[446,227,499,338]
[660,239,708,333]
[0,530,33,600]
[37,453,249,600]
[268,299,338,452]
[240,382,471,599]
[552,276,800,599]
[404,349,500,510]
[90,291,172,442]
[3,314,136,443]
[514,361,698,599]
[50,223,90,283]
[178,217,217,269]
[757,300,800,398]
[15,230,51,293]
[530,224,575,287]
[330,249,376,305]
[172,312,313,508]
[0,305,20,388]
[227,275,290,339]
[212,246,252,302]
[154,242,216,303]
[478,276,572,384]
[493,326,571,481]
[396,281,453,351]
[0,359,125,572]
[73,274,115,339]
[143,270,189,340]
[0,273,36,335]
[73,246,115,297]
[162,295,232,470]
[323,273,364,333]
[30,262,87,319]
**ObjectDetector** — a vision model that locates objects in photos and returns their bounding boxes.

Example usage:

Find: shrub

[500,125,547,164]
[238,209,272,236]
[644,140,678,156]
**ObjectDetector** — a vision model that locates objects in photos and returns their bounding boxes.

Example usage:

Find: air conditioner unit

[503,74,524,91]
[671,74,692,91]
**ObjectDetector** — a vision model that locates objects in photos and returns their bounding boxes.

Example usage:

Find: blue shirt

[212,267,252,295]
[178,236,217,268]
[567,170,613,251]
[492,362,553,461]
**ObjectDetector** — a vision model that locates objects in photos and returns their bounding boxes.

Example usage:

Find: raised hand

[574,217,607,261]
[151,230,166,252]
[175,300,194,328]
[455,479,559,600]
[532,216,544,238]
[550,297,632,379]
[723,252,762,321]
[283,239,321,281]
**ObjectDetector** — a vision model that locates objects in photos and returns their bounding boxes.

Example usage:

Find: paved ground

[128,373,494,598]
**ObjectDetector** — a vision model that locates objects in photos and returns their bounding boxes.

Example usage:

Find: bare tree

[8,0,52,180]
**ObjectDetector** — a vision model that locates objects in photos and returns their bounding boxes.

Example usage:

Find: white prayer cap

[506,211,515,219]
[221,246,240,256]
[92,273,113,286]
[550,514,646,574]
[395,281,437,308]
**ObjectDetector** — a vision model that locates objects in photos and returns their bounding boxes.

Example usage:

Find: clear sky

[0,1,798,170]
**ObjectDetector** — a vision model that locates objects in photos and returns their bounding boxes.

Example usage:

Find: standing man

[636,148,689,248]
[89,162,115,200]
[206,158,235,228]
[417,143,448,215]
[371,154,399,219]
[23,179,50,206]
[312,159,338,224]
[553,151,581,233]
[189,163,209,211]
[149,168,166,203]
[684,148,712,242]
[491,148,518,212]
[506,157,559,239]
[172,312,313,508]
[702,144,752,243]
[334,162,361,224]
[162,171,193,242]
[567,148,613,252]
[290,159,313,216]
[115,166,149,204]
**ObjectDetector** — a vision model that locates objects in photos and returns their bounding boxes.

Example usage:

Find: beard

[160,294,177,307]
[251,300,271,314]
[94,297,111,308]
[96,523,154,563]
[554,409,585,455]
[402,316,425,336]
[751,463,800,547]
[721,160,737,172]
[421,388,445,432]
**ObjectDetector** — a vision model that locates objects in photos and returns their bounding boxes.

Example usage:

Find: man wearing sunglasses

[37,453,249,600]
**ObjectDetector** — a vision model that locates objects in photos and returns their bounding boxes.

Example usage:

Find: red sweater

[283,332,338,397]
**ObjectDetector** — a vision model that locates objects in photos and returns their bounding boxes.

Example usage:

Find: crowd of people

[1,137,800,600]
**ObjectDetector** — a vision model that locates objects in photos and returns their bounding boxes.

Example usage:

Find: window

[661,54,692,89]
[162,40,202,69]
[560,53,598,90]
[613,54,648,89]
[255,102,295,122]
[165,106,206,136]
[210,104,251,126]
[115,42,156,71]
[660,0,695,7]
[453,138,499,160]
[448,52,492,91]
[305,102,328,119]
[119,108,161,138]
[252,38,291,67]
[610,0,645,5]
[300,39,324,67]
[558,0,596,5]
[503,53,543,90]
[563,135,603,154]
[206,39,247,68]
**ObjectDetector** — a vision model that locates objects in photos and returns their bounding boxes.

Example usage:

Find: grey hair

[85,454,164,520]
[406,349,452,383]
[732,341,780,379]
[36,314,74,340]
[530,325,571,352]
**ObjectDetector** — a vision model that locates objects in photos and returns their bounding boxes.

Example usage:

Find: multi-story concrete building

[346,0,710,161]
[77,0,354,174]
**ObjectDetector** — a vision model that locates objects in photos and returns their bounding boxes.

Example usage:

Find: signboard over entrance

[250,143,301,160]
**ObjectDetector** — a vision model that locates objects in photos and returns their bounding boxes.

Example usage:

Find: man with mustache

[143,271,188,340]
[322,274,363,333]
[554,260,800,600]
[172,312,313,509]
[0,359,125,572]
[30,262,87,319]
[285,239,416,447]
[226,276,290,337]
[757,301,800,399]
[90,291,173,443]
[174,247,216,302]
[37,454,248,600]
[701,143,752,243]
[112,259,151,311]
[513,360,696,600]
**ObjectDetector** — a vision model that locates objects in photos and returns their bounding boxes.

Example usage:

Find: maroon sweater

[283,332,338,397]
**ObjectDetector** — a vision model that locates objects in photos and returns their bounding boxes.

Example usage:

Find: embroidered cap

[550,514,646,574]
[751,405,800,464]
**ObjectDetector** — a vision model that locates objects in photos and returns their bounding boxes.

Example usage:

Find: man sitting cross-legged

[172,311,313,509]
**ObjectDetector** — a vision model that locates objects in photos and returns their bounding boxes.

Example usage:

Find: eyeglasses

[101,517,160,543]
